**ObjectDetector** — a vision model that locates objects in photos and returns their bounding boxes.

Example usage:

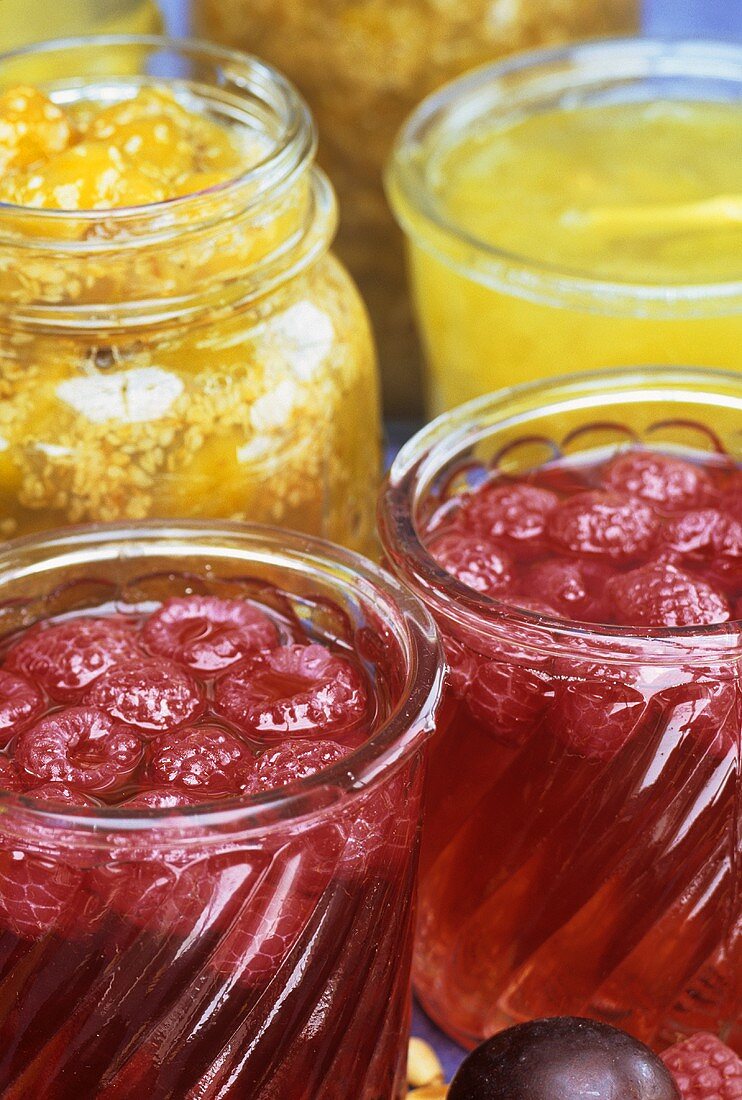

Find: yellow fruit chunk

[0,141,167,209]
[0,86,73,173]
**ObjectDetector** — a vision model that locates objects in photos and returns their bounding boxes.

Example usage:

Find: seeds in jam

[0,86,245,209]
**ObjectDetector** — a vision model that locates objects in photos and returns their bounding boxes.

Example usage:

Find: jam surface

[430,101,742,285]
[0,593,379,806]
[0,85,249,209]
[423,446,741,628]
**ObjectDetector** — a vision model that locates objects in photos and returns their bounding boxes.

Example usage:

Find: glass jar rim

[379,364,742,657]
[0,521,444,840]
[386,38,742,315]
[0,34,315,247]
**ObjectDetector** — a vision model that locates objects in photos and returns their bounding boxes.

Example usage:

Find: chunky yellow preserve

[0,87,244,209]
[0,41,379,550]
[388,43,742,415]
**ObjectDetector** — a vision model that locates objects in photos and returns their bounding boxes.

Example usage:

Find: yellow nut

[408,1038,445,1089]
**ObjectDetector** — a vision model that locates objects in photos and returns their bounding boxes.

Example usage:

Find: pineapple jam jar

[0,37,379,550]
[193,0,639,415]
[387,40,742,415]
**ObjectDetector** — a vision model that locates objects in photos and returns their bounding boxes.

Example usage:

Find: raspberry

[0,846,84,939]
[85,657,204,735]
[142,596,278,675]
[548,680,646,761]
[525,559,612,623]
[13,707,143,794]
[0,777,96,938]
[0,670,45,745]
[547,491,659,562]
[6,616,143,702]
[215,644,368,741]
[242,739,351,794]
[662,1032,742,1100]
[721,486,742,524]
[664,509,742,587]
[429,531,514,595]
[0,755,23,792]
[26,783,99,808]
[460,483,558,551]
[443,635,479,697]
[655,679,739,761]
[148,724,252,796]
[92,851,225,938]
[207,830,342,983]
[465,660,552,747]
[607,562,730,628]
[603,450,712,511]
[121,787,203,809]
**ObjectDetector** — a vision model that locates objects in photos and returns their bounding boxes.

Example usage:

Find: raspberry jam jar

[193,0,638,415]
[379,367,741,1053]
[0,523,443,1098]
[0,37,379,551]
[387,40,742,415]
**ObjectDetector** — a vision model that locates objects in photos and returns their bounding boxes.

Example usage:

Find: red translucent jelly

[407,446,741,1051]
[0,564,439,1099]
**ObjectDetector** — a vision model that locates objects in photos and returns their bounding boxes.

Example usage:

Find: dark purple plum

[448,1017,680,1100]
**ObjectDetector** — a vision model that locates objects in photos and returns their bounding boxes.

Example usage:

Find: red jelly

[0,525,442,1098]
[380,367,741,1055]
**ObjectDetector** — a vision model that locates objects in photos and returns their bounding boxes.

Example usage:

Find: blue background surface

[162,0,741,1083]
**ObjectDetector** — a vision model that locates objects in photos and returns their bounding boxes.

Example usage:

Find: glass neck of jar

[0,161,336,334]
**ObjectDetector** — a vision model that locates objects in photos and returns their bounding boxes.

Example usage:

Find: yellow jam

[393,98,742,413]
[0,0,162,53]
[0,79,380,551]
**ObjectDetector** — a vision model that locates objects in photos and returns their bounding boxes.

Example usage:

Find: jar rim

[0,34,315,245]
[379,364,742,657]
[386,38,742,315]
[0,521,444,839]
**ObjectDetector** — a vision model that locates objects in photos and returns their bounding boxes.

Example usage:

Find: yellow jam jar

[193,0,639,415]
[0,1,162,52]
[0,37,379,550]
[387,40,742,415]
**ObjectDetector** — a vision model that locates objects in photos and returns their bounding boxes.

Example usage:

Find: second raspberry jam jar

[0,36,379,551]
[379,366,741,1053]
[0,522,443,1098]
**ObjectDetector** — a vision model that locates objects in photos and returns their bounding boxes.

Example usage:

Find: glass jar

[0,521,444,1098]
[193,0,639,416]
[379,366,741,1051]
[0,37,379,552]
[0,1,162,53]
[387,40,742,415]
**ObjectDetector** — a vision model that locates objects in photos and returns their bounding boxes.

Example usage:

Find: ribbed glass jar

[0,521,443,1098]
[380,366,741,1052]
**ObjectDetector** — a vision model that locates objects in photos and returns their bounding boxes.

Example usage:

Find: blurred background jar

[387,39,742,415]
[0,37,379,552]
[192,0,639,416]
[0,0,162,51]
